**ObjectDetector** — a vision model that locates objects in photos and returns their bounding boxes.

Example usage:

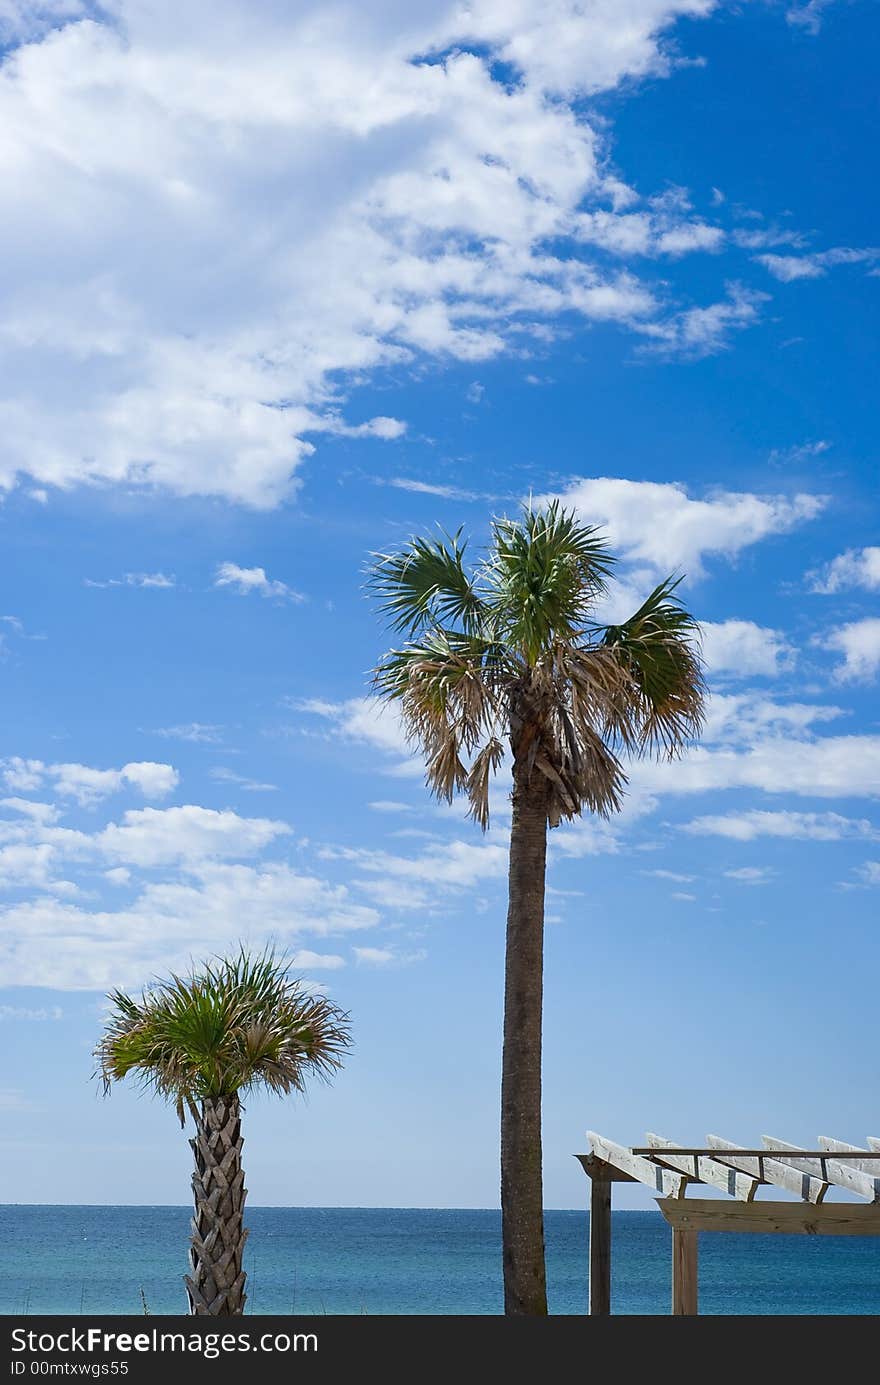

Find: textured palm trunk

[501,758,550,1315]
[185,1095,249,1315]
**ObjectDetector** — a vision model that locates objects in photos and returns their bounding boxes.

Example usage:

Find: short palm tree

[96,948,351,1316]
[369,501,705,1315]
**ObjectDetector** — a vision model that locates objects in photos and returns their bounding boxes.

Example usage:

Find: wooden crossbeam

[644,1133,760,1201]
[632,1148,880,1159]
[818,1137,880,1194]
[587,1133,689,1198]
[659,1197,880,1237]
[763,1136,880,1203]
[574,1153,635,1183]
[706,1134,830,1203]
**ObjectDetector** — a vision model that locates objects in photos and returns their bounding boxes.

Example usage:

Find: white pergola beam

[587,1133,689,1199]
[764,1136,880,1203]
[817,1137,880,1199]
[645,1132,760,1201]
[707,1134,829,1204]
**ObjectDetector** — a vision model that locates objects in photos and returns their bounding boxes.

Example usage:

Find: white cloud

[354,879,433,910]
[655,222,723,256]
[0,2,87,44]
[755,256,821,282]
[290,950,346,971]
[0,804,91,893]
[307,414,406,441]
[63,760,179,804]
[809,546,880,594]
[553,782,658,857]
[0,773,404,990]
[297,697,417,774]
[210,767,278,792]
[538,477,824,579]
[85,572,175,589]
[701,620,795,678]
[0,860,378,990]
[353,946,396,966]
[635,282,768,360]
[352,944,425,967]
[1,758,179,805]
[0,798,296,891]
[0,614,45,644]
[96,805,291,867]
[337,839,508,888]
[856,861,880,885]
[0,1087,38,1112]
[368,801,413,814]
[387,478,482,501]
[723,866,773,885]
[732,225,806,251]
[0,841,56,889]
[756,247,879,281]
[822,619,880,684]
[643,868,695,881]
[701,692,843,744]
[214,563,305,602]
[768,439,830,467]
[591,568,669,624]
[0,1003,63,1021]
[0,797,58,823]
[552,817,623,858]
[1,759,44,792]
[684,810,879,842]
[454,1,718,96]
[0,1,774,509]
[633,734,880,799]
[574,204,723,260]
[786,1,840,35]
[153,723,224,743]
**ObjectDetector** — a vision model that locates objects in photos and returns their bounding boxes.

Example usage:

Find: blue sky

[0,0,878,1211]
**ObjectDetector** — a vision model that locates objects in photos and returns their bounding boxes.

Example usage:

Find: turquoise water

[2,1206,879,1315]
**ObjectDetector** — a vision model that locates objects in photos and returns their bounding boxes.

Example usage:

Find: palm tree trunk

[501,763,550,1315]
[185,1095,249,1315]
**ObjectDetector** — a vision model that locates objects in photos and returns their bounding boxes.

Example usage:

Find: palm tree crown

[96,948,352,1126]
[370,500,706,827]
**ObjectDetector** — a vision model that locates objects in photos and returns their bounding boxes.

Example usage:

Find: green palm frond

[488,501,615,663]
[598,577,706,754]
[96,948,352,1126]
[367,529,486,636]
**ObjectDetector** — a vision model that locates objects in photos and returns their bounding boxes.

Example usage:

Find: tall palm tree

[96,948,351,1316]
[369,501,705,1315]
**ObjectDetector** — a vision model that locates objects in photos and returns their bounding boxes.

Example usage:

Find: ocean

[2,1206,879,1316]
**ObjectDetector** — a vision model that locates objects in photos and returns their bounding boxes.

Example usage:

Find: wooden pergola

[577,1131,880,1315]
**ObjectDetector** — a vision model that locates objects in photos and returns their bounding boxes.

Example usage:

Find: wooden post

[671,1228,698,1315]
[589,1177,612,1315]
